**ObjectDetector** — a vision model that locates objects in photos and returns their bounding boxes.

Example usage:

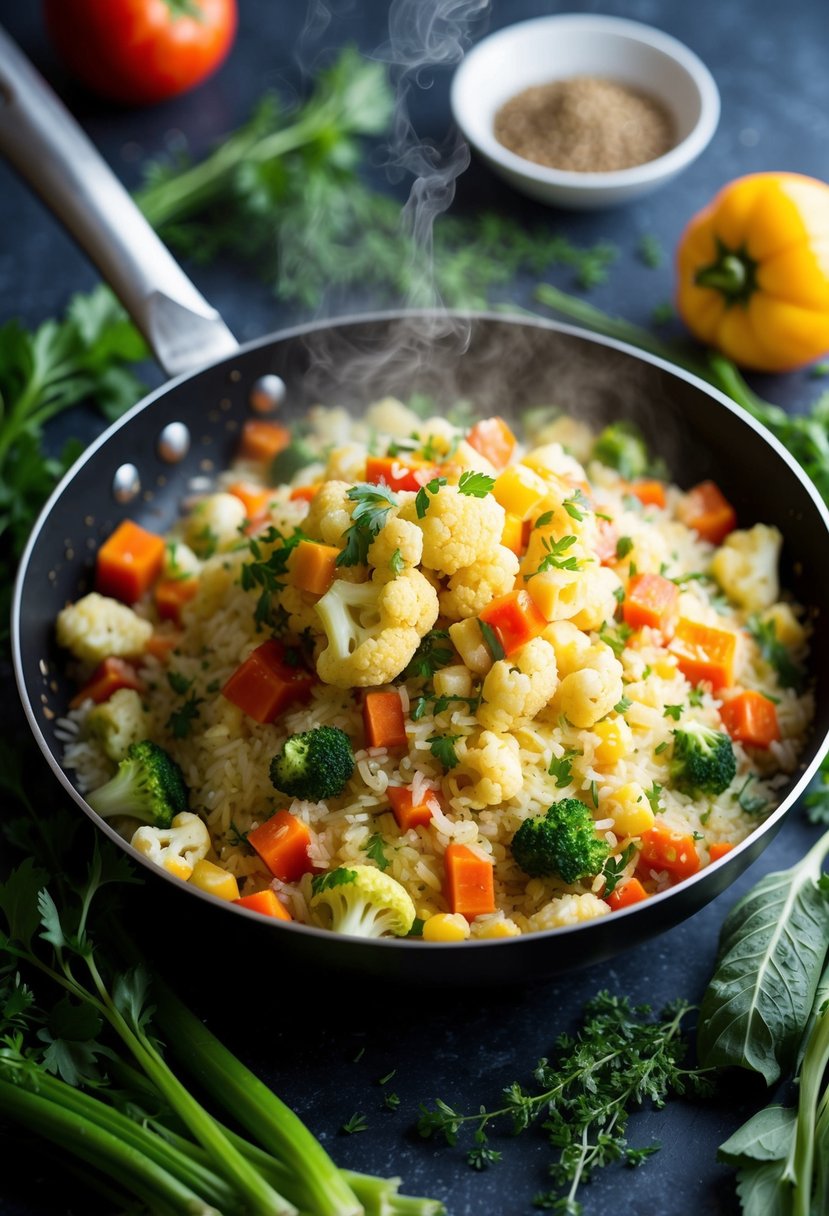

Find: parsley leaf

[563,488,590,521]
[389,547,405,576]
[457,470,495,498]
[167,671,193,696]
[526,534,580,580]
[615,535,634,559]
[598,623,633,659]
[747,615,806,693]
[601,843,637,896]
[663,704,683,721]
[166,694,203,739]
[479,620,505,662]
[240,526,305,627]
[428,735,461,770]
[549,749,580,789]
[365,834,390,871]
[415,476,447,519]
[403,629,453,680]
[338,483,398,567]
[311,868,358,895]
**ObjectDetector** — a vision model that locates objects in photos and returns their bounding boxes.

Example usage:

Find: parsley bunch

[418,991,712,1212]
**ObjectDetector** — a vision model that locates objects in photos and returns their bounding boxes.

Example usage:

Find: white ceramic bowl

[451,14,720,209]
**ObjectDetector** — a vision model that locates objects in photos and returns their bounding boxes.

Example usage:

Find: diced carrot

[247,810,313,882]
[623,572,679,634]
[144,632,182,663]
[466,416,516,470]
[478,589,547,657]
[154,577,199,625]
[605,877,649,911]
[638,823,701,880]
[96,519,166,604]
[629,480,667,509]
[720,690,780,748]
[69,657,144,709]
[363,690,407,750]
[365,455,435,492]
[444,843,495,919]
[290,483,320,503]
[239,420,291,463]
[669,617,737,690]
[387,785,437,832]
[222,639,315,723]
[227,481,274,522]
[289,540,340,597]
[708,842,735,863]
[679,481,737,545]
[501,513,524,556]
[234,888,292,920]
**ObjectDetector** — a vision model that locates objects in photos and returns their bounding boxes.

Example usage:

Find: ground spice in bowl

[494,75,675,173]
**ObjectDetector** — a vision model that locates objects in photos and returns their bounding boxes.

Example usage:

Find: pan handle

[0,26,239,378]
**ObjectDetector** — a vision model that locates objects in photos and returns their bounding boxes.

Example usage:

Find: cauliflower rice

[56,399,814,940]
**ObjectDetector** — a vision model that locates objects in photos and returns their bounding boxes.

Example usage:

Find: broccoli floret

[269,725,354,802]
[269,438,318,486]
[511,798,609,884]
[592,421,650,481]
[310,865,416,937]
[87,741,188,828]
[670,721,736,796]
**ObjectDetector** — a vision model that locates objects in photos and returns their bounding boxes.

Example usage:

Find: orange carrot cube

[444,843,495,919]
[289,540,340,597]
[222,639,315,724]
[69,657,144,709]
[387,786,436,832]
[605,877,648,911]
[720,690,780,748]
[239,420,291,463]
[234,888,292,920]
[679,481,736,545]
[363,690,407,750]
[623,572,679,634]
[466,417,516,470]
[669,618,737,690]
[154,577,199,625]
[96,519,166,604]
[248,810,314,883]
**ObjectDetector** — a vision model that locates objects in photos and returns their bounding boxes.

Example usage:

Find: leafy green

[697,830,829,1084]
[418,992,711,1211]
[428,735,461,770]
[240,525,305,627]
[403,630,454,681]
[365,834,390,872]
[415,476,447,519]
[525,534,580,579]
[338,483,398,566]
[601,843,637,897]
[747,615,807,693]
[478,620,505,663]
[457,471,495,499]
[548,748,579,790]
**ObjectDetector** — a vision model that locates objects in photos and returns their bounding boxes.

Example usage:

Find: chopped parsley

[457,470,495,498]
[389,547,405,576]
[663,704,683,721]
[167,671,193,696]
[365,833,390,871]
[601,843,637,896]
[167,693,203,739]
[526,533,580,579]
[338,483,398,566]
[732,774,768,816]
[384,1091,401,1111]
[415,476,447,519]
[645,783,663,814]
[479,620,505,662]
[598,622,633,659]
[615,536,634,559]
[240,525,305,627]
[614,696,632,715]
[747,614,806,692]
[534,510,555,529]
[403,629,454,680]
[549,748,580,789]
[428,734,461,770]
[563,488,590,521]
[311,868,358,895]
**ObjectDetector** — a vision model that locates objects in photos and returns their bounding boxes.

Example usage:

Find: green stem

[788,1004,829,1215]
[83,957,296,1216]
[0,1063,239,1213]
[150,974,363,1216]
[0,1078,218,1216]
[695,254,750,297]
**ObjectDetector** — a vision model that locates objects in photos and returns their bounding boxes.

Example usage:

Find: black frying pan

[6,28,829,985]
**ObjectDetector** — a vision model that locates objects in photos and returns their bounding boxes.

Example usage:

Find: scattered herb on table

[418,991,711,1209]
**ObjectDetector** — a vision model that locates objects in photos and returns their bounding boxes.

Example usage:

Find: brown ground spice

[494,75,675,172]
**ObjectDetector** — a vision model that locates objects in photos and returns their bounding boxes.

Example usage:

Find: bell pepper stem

[695,254,750,297]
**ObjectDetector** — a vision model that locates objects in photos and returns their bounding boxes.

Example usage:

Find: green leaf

[47,995,104,1044]
[365,833,390,872]
[479,620,505,662]
[457,471,495,499]
[312,868,358,895]
[718,1106,797,1166]
[113,967,153,1033]
[697,832,829,1083]
[0,859,50,949]
[428,735,461,770]
[37,888,66,950]
[733,1159,791,1216]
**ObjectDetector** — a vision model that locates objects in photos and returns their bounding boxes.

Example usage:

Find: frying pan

[6,28,829,985]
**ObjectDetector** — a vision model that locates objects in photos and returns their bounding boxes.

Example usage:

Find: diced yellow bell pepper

[493,465,548,518]
[190,859,240,902]
[423,912,471,942]
[594,719,630,766]
[608,783,655,838]
[501,512,525,556]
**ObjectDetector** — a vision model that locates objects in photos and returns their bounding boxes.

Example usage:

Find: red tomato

[43,0,238,106]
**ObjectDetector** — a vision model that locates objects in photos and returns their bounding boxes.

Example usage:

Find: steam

[379,0,490,313]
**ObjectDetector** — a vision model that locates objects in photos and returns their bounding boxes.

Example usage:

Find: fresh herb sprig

[338,483,398,566]
[418,992,711,1209]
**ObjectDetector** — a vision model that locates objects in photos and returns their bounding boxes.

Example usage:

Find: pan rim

[12,308,829,953]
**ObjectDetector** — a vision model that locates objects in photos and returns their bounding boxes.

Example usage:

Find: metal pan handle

[0,25,238,377]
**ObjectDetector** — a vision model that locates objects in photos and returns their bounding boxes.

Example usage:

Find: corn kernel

[163,856,194,881]
[609,783,655,837]
[501,512,524,556]
[422,912,471,942]
[493,465,548,518]
[190,859,240,902]
[594,719,631,765]
[654,659,678,680]
[475,917,521,939]
[434,664,474,699]
[449,617,492,676]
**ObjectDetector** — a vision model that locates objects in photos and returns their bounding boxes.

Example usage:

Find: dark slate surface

[1,0,828,1212]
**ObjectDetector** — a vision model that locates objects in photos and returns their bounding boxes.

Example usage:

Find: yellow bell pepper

[676,173,829,372]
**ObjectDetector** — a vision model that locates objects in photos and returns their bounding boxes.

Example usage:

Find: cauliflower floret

[522,442,589,485]
[527,892,610,932]
[364,397,422,438]
[303,480,355,546]
[184,493,246,557]
[57,593,152,663]
[131,812,210,881]
[279,583,325,636]
[528,416,595,462]
[315,569,439,687]
[440,546,519,620]
[88,688,150,762]
[711,524,782,612]
[325,444,367,484]
[553,643,624,728]
[399,484,505,575]
[367,516,423,582]
[477,638,559,733]
[454,730,523,809]
[543,620,593,676]
[310,864,416,937]
[570,566,625,631]
[164,541,201,580]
